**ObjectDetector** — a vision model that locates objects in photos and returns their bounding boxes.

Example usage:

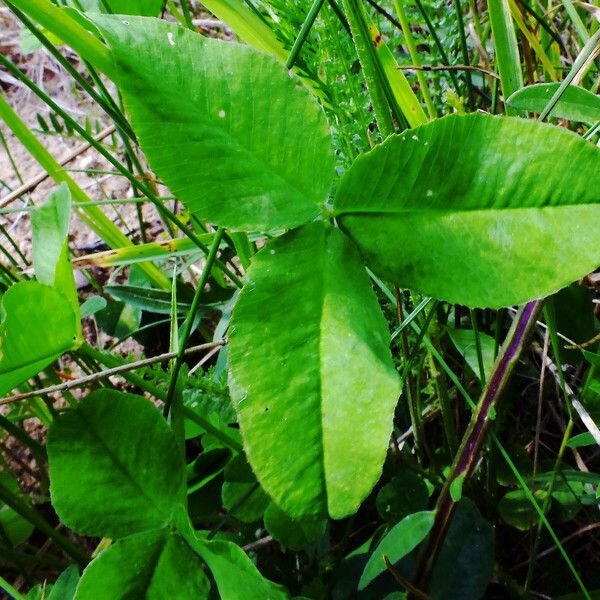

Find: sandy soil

[0,6,169,267]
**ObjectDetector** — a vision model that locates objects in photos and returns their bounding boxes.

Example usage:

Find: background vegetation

[0,0,599,598]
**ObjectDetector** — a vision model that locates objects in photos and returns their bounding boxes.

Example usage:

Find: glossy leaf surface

[335,113,600,308]
[0,282,80,396]
[229,222,400,518]
[507,83,600,123]
[47,390,184,538]
[189,535,289,600]
[93,16,334,232]
[75,529,210,599]
[359,511,435,590]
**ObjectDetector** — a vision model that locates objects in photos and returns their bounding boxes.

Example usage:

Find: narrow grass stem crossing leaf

[0,282,80,396]
[334,113,600,308]
[47,390,184,538]
[91,16,335,232]
[448,327,496,381]
[507,83,600,124]
[74,529,210,600]
[228,221,401,518]
[488,0,523,112]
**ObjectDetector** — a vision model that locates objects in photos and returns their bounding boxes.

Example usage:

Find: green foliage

[507,84,600,123]
[75,529,211,599]
[0,282,80,395]
[447,327,496,381]
[93,15,335,232]
[47,566,79,600]
[359,511,435,589]
[46,389,287,597]
[375,470,430,524]
[263,503,326,550]
[3,2,600,598]
[499,489,549,529]
[47,390,184,538]
[335,113,600,308]
[229,221,400,518]
[429,502,495,600]
[0,185,82,395]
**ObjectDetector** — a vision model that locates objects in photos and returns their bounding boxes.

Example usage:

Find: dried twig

[0,125,115,208]
[0,339,226,405]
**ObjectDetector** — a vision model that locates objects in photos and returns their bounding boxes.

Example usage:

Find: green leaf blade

[93,16,334,232]
[507,83,600,124]
[358,510,435,590]
[31,184,80,324]
[74,529,210,600]
[229,222,400,519]
[47,390,184,538]
[187,535,289,600]
[335,113,600,308]
[0,282,80,395]
[31,183,71,288]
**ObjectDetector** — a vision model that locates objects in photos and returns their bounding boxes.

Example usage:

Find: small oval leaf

[359,511,435,590]
[48,390,184,538]
[507,83,600,124]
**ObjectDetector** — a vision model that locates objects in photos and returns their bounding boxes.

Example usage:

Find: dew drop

[218,110,226,118]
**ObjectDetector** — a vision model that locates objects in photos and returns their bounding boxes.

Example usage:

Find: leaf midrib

[76,408,172,525]
[335,202,600,218]
[112,28,329,211]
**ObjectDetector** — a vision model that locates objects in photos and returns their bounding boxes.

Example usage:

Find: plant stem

[286,0,326,69]
[452,0,474,108]
[9,0,114,76]
[164,228,225,417]
[0,414,48,489]
[538,28,600,121]
[342,0,395,137]
[0,574,25,600]
[392,0,437,119]
[0,479,89,567]
[1,341,224,405]
[411,0,461,94]
[525,305,573,589]
[428,345,457,454]
[77,343,241,451]
[395,288,425,462]
[0,93,168,290]
[410,299,542,596]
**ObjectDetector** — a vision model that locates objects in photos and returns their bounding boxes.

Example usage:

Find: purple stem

[410,299,543,596]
